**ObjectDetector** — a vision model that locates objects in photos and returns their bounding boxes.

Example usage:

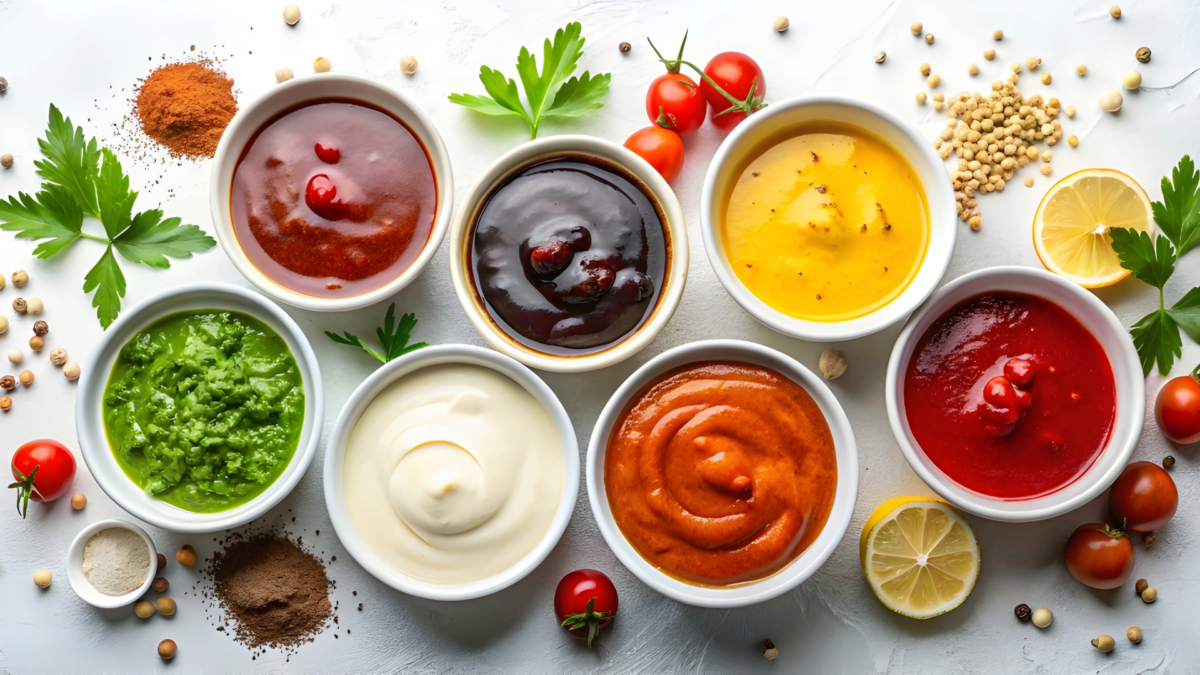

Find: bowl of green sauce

[76,283,323,533]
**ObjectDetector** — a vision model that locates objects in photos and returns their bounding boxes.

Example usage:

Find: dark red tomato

[624,126,684,182]
[646,73,707,137]
[1155,369,1200,444]
[554,569,618,647]
[699,52,766,131]
[1109,461,1178,533]
[10,439,76,518]
[1064,523,1134,589]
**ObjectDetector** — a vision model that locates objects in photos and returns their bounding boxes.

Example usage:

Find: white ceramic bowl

[885,266,1144,522]
[586,339,859,608]
[449,135,688,373]
[76,283,324,533]
[209,72,454,312]
[66,519,157,608]
[700,95,957,341]
[323,344,579,601]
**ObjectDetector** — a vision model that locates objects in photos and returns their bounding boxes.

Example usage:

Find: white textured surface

[1,0,1198,671]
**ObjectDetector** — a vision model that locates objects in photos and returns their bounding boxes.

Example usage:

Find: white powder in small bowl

[82,527,151,596]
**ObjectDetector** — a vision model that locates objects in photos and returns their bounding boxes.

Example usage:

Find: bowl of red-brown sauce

[450,135,688,372]
[886,266,1144,522]
[210,73,452,310]
[587,340,858,607]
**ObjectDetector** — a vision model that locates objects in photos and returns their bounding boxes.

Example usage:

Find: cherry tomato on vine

[624,126,684,182]
[1109,461,1178,533]
[1155,366,1200,444]
[1064,523,1134,589]
[646,73,707,136]
[9,439,76,518]
[554,569,618,647]
[699,52,766,132]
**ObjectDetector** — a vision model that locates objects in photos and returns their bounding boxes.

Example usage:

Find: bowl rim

[66,519,158,608]
[884,265,1144,522]
[699,93,957,341]
[585,339,859,608]
[448,134,689,373]
[322,343,580,601]
[208,72,455,312]
[75,282,324,533]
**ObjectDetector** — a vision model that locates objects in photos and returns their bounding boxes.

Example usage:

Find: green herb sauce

[102,310,305,513]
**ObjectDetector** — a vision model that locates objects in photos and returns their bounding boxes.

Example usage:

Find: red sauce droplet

[305,174,347,221]
[315,143,341,164]
[1004,357,1036,386]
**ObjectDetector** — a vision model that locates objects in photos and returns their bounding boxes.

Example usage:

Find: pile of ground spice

[208,532,333,651]
[135,61,237,159]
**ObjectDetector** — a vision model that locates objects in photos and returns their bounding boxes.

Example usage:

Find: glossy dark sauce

[470,158,667,353]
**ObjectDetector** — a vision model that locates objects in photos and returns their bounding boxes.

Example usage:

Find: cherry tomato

[314,143,341,164]
[554,569,618,647]
[624,126,684,182]
[1155,368,1200,444]
[699,52,766,132]
[1109,461,1178,533]
[1064,523,1134,589]
[10,439,76,518]
[646,73,707,136]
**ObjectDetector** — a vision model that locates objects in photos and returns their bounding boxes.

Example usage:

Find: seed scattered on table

[1127,626,1143,643]
[71,493,87,509]
[911,22,923,35]
[283,4,301,25]
[773,16,789,32]
[1163,455,1175,468]
[969,64,980,76]
[1092,634,1115,652]
[0,154,12,169]
[275,67,294,83]
[33,568,52,588]
[1032,607,1053,628]
[925,33,935,44]
[1122,69,1142,90]
[1110,5,1122,19]
[313,56,331,73]
[1076,65,1088,76]
[400,55,418,76]
[1136,47,1151,63]
[875,52,887,64]
[619,42,631,54]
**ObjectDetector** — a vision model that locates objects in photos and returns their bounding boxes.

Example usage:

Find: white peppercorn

[25,297,43,315]
[49,348,68,367]
[925,33,935,44]
[275,67,294,83]
[62,361,81,381]
[1100,88,1124,112]
[12,270,28,287]
[969,64,980,76]
[8,349,22,364]
[1122,69,1142,90]
[1110,5,1121,19]
[0,154,12,169]
[984,49,996,61]
[1076,65,1088,76]
[993,29,1003,40]
[400,55,418,75]
[314,57,332,73]
[910,22,923,35]
[916,91,927,104]
[0,315,7,335]
[874,52,887,64]
[773,15,789,32]
[283,3,301,25]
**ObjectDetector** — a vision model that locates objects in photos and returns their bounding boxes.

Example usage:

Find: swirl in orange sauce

[604,361,838,586]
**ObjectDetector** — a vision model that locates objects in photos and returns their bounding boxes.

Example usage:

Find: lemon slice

[1033,168,1154,288]
[859,497,980,619]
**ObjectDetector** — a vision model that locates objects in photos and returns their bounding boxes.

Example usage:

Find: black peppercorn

[619,41,631,54]
[1014,603,1032,622]
[1163,455,1175,468]
[1136,47,1151,63]
[32,320,48,337]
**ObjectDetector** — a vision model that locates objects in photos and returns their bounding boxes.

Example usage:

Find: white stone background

[1,0,1199,672]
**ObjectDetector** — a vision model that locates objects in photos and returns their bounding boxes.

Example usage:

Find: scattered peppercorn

[156,597,177,616]
[13,298,27,314]
[1076,65,1088,76]
[1025,177,1035,187]
[925,33,935,44]
[283,3,301,25]
[1136,47,1151,63]
[0,376,14,391]
[158,553,167,571]
[176,544,198,567]
[1110,5,1122,19]
[875,51,887,64]
[12,270,28,287]
[0,397,11,412]
[158,639,177,660]
[1122,69,1142,90]
[8,349,23,364]
[32,321,48,337]
[1127,626,1143,643]
[62,362,80,381]
[762,639,779,660]
[1032,607,1053,628]
[1136,577,1150,592]
[1145,533,1156,548]
[993,29,1003,40]
[1068,135,1079,147]
[910,22,923,35]
[314,57,332,73]
[984,49,996,61]
[71,493,87,509]
[920,63,931,76]
[49,348,68,367]
[916,91,927,105]
[1014,604,1032,622]
[135,600,155,618]
[0,76,8,93]
[0,316,6,335]
[275,68,294,83]
[33,568,52,588]
[773,16,789,32]
[0,154,12,169]
[152,577,170,593]
[927,73,941,87]
[1163,455,1175,468]
[25,297,44,315]
[1041,72,1052,84]
[619,42,631,54]
[29,336,43,352]
[1092,634,1116,652]
[1141,586,1157,603]
[18,370,33,387]
[969,64,980,76]
[400,56,418,76]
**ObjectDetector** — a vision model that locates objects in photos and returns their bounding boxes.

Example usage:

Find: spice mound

[136,61,237,159]
[82,527,152,595]
[210,533,333,650]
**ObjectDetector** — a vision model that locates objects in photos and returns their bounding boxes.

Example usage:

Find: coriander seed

[313,56,332,73]
[400,55,418,75]
[619,42,631,54]
[1110,5,1121,19]
[993,29,1003,40]
[984,49,996,61]
[275,67,294,83]
[1164,455,1175,468]
[1127,626,1143,643]
[62,361,80,381]
[0,397,10,412]
[12,270,28,287]
[1092,635,1116,653]
[1141,586,1157,603]
[773,15,789,32]
[911,22,923,35]
[18,370,33,387]
[0,154,12,169]
[1041,72,1052,84]
[1136,47,1151,63]
[29,336,43,352]
[33,568,52,588]
[927,73,941,87]
[49,348,68,367]
[916,91,927,104]
[1065,105,1076,117]
[283,3,301,25]
[969,64,980,76]
[156,597,177,616]
[1076,65,1088,76]
[1068,135,1079,147]
[135,600,155,618]
[875,51,887,64]
[925,33,935,44]
[920,63,931,76]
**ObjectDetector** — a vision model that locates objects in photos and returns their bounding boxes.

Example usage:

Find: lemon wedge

[1033,168,1154,288]
[859,497,980,619]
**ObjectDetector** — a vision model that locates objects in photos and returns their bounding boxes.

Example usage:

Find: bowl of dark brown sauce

[210,73,453,311]
[450,135,688,372]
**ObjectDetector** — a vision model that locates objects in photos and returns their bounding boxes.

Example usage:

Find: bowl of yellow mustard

[700,95,957,341]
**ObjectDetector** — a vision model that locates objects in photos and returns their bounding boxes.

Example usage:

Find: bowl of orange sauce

[700,95,957,341]
[586,340,858,607]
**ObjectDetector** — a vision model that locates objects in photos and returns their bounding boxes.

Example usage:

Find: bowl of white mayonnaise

[323,344,579,601]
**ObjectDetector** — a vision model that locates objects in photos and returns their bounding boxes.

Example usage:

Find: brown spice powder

[210,533,332,650]
[135,61,237,159]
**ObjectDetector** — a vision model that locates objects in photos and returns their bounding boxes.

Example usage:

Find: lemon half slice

[859,497,980,619]
[1033,168,1154,288]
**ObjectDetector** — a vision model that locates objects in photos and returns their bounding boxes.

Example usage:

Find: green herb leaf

[1110,227,1176,289]
[324,330,385,363]
[1131,308,1182,376]
[449,22,609,139]
[83,246,127,329]
[325,303,427,364]
[1166,286,1200,344]
[95,148,137,239]
[0,184,84,259]
[113,210,217,268]
[34,104,101,216]
[1152,155,1200,256]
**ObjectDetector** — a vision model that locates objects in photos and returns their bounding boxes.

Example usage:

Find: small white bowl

[323,344,579,601]
[66,519,157,608]
[209,72,454,312]
[700,95,957,341]
[76,283,324,533]
[885,266,1144,522]
[449,135,688,373]
[586,339,858,608]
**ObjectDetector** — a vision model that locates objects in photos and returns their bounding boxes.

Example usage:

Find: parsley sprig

[449,22,611,139]
[0,105,216,328]
[1111,156,1200,376]
[325,303,428,364]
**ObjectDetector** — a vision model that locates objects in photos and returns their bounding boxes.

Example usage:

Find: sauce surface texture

[231,99,436,298]
[102,311,305,512]
[904,292,1115,500]
[605,361,837,586]
[472,159,666,353]
[721,123,929,321]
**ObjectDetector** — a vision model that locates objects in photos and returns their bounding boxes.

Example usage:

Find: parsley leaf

[95,148,137,239]
[0,184,83,258]
[35,104,101,216]
[1166,286,1200,344]
[83,246,127,330]
[325,303,428,364]
[449,23,610,139]
[1110,227,1176,289]
[1152,155,1200,256]
[114,210,216,269]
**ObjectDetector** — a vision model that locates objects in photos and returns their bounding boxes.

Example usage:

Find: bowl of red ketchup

[209,73,453,311]
[886,266,1143,522]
